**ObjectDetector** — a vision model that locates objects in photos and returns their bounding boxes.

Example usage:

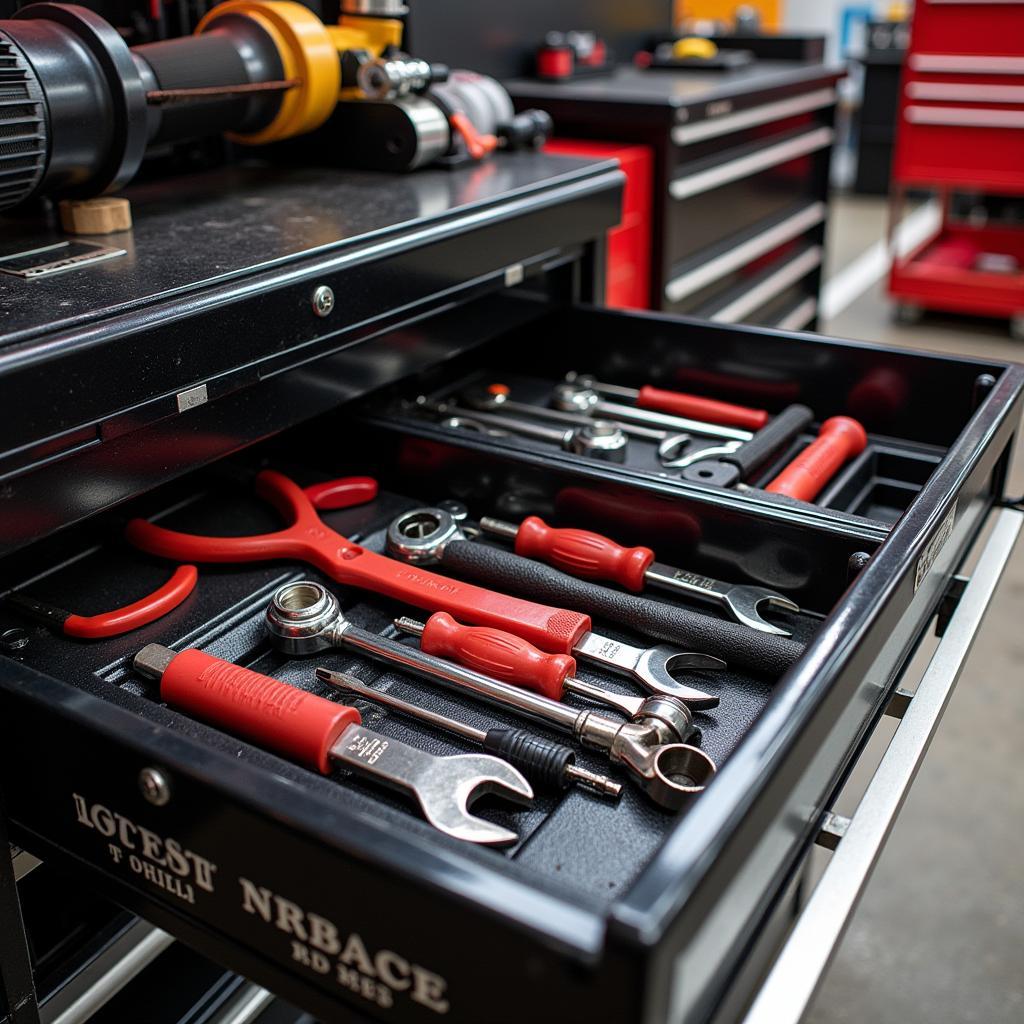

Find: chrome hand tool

[265,582,718,715]
[455,385,692,466]
[422,399,628,462]
[680,404,814,487]
[479,515,799,636]
[317,645,715,810]
[320,671,623,799]
[563,371,770,431]
[133,644,533,846]
[386,510,724,703]
[387,507,805,676]
[551,381,754,443]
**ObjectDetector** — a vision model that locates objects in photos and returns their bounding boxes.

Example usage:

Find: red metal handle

[160,649,360,774]
[420,612,573,701]
[514,516,653,592]
[765,416,868,502]
[63,565,198,639]
[636,385,769,430]
[126,471,591,654]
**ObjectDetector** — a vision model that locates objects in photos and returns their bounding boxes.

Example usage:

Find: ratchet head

[721,585,799,637]
[266,580,347,655]
[551,382,600,413]
[386,507,465,566]
[569,420,627,461]
[417,753,534,846]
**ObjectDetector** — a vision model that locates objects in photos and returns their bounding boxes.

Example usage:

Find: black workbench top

[506,62,843,120]
[0,151,615,345]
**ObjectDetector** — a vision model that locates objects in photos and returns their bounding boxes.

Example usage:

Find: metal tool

[425,400,627,462]
[564,372,770,431]
[551,381,754,443]
[133,644,533,846]
[386,509,724,702]
[457,385,692,465]
[662,440,743,470]
[319,670,623,799]
[479,515,799,636]
[394,612,718,713]
[680,404,815,488]
[374,623,716,810]
[265,582,718,717]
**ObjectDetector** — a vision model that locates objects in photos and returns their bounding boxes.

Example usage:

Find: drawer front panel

[667,129,832,268]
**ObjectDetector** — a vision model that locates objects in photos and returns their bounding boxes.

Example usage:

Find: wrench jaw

[421,756,534,847]
[386,507,465,567]
[723,587,800,637]
[632,646,725,710]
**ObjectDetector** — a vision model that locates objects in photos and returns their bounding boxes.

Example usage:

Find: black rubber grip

[443,541,803,677]
[483,728,574,791]
[726,404,815,476]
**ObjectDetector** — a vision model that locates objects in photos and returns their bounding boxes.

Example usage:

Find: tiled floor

[803,195,1024,1024]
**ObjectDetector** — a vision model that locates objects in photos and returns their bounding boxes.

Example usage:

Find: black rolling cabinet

[505,62,842,329]
[0,149,1021,1024]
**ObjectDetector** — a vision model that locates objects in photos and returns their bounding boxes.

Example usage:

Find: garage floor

[804,194,1024,1024]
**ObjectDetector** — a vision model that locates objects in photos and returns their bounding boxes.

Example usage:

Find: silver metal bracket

[814,812,851,852]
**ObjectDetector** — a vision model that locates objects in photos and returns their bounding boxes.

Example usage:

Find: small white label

[706,100,733,118]
[504,263,524,287]
[915,504,957,592]
[176,383,209,413]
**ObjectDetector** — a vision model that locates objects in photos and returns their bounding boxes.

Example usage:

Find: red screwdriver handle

[160,649,361,774]
[766,416,868,502]
[126,470,591,655]
[514,516,654,592]
[420,612,573,701]
[636,386,769,431]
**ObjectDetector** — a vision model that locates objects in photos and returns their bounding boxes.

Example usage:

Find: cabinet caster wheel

[894,303,923,325]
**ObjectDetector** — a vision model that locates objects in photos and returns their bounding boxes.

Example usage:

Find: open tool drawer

[0,158,1022,1024]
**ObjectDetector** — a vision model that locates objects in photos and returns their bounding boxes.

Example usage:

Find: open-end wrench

[456,385,692,464]
[132,645,533,846]
[480,515,799,636]
[386,509,724,703]
[265,581,719,714]
[551,381,753,443]
[314,653,715,810]
[322,671,623,799]
[662,440,743,470]
[425,401,628,462]
[564,372,770,430]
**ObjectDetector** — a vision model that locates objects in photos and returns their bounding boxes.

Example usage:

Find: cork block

[58,197,132,235]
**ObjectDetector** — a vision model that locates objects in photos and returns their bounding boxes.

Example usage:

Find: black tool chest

[1,151,1022,1024]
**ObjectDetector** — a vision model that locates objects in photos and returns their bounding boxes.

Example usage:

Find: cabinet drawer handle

[665,201,825,303]
[907,81,1024,103]
[671,88,836,146]
[708,246,822,324]
[910,53,1024,74]
[905,104,1024,128]
[774,296,817,332]
[742,507,1023,1024]
[669,127,834,201]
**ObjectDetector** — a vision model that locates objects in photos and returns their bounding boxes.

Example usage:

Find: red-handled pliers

[125,470,593,654]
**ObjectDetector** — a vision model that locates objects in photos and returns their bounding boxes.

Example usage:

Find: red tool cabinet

[888,0,1024,336]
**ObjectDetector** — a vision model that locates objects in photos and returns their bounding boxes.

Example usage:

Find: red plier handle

[125,471,590,654]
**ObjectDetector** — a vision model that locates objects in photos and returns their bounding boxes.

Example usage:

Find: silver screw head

[311,285,335,318]
[138,767,171,806]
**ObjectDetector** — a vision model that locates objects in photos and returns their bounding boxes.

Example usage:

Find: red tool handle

[63,565,199,639]
[765,416,868,502]
[160,649,360,774]
[419,612,573,701]
[305,477,378,511]
[125,471,591,655]
[636,386,769,431]
[513,516,654,592]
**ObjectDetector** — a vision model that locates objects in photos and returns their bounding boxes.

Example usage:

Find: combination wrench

[133,645,533,846]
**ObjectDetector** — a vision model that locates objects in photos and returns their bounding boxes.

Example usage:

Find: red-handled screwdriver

[478,516,798,636]
[132,644,533,846]
[565,372,770,431]
[765,416,868,502]
[395,612,719,714]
